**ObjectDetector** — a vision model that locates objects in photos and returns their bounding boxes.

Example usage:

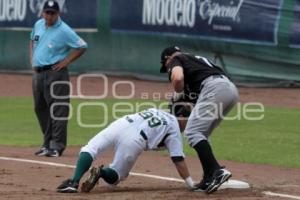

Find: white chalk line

[263,191,300,200]
[1,156,300,200]
[0,156,183,183]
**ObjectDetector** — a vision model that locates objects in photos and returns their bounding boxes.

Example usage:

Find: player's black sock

[100,167,119,185]
[194,140,221,178]
[72,152,93,183]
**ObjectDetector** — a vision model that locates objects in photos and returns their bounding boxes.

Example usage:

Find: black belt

[198,74,226,95]
[211,74,225,79]
[33,64,56,73]
[140,130,148,141]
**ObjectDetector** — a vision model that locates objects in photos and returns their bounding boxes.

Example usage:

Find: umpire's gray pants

[185,76,239,147]
[32,68,70,153]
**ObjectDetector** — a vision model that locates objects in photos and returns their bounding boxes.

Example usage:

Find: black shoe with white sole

[206,168,232,194]
[34,147,49,156]
[57,179,79,193]
[46,149,60,157]
[193,178,211,192]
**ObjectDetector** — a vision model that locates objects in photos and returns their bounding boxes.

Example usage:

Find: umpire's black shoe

[81,166,103,193]
[206,168,232,194]
[57,179,79,193]
[193,178,211,192]
[34,147,49,156]
[45,149,60,157]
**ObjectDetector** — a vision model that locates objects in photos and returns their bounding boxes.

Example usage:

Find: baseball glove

[169,92,194,117]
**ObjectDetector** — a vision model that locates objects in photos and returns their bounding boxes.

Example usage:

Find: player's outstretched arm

[172,157,196,190]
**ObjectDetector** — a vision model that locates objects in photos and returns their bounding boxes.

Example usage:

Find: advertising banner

[111,0,283,44]
[290,0,300,48]
[0,0,97,30]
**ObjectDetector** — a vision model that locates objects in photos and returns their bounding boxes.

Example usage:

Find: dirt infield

[1,146,300,200]
[1,73,300,108]
[1,73,300,199]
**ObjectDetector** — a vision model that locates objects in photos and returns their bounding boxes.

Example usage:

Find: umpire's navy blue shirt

[30,17,87,67]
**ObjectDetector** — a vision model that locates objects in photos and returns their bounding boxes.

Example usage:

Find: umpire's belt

[33,63,56,73]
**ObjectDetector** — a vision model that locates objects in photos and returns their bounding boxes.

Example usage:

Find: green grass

[0,97,299,168]
[0,98,161,146]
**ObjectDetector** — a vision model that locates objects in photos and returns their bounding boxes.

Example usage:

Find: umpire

[160,46,239,194]
[29,1,87,157]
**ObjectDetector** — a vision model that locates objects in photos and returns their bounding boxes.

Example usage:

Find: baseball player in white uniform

[57,107,195,193]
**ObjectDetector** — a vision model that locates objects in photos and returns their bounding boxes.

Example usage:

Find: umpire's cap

[43,0,60,12]
[160,46,181,73]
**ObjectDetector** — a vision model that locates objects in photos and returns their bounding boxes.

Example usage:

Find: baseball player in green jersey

[57,107,195,193]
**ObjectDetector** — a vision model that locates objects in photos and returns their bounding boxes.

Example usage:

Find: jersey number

[139,111,162,128]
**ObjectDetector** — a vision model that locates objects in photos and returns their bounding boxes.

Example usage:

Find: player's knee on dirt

[100,167,119,185]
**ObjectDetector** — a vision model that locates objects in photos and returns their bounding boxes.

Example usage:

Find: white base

[219,179,250,190]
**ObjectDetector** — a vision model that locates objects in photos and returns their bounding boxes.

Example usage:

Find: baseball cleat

[206,168,232,194]
[81,166,103,193]
[193,178,211,192]
[46,149,60,157]
[57,179,79,193]
[34,147,49,156]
